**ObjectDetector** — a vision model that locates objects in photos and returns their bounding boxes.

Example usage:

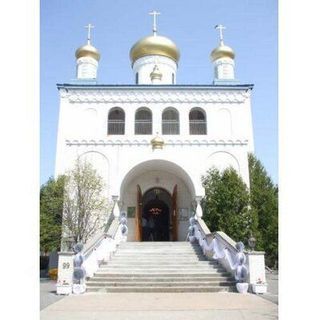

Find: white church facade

[55,17,254,243]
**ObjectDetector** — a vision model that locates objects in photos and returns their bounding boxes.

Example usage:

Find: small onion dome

[75,44,101,61]
[150,65,162,81]
[210,44,235,61]
[151,134,164,150]
[130,35,180,65]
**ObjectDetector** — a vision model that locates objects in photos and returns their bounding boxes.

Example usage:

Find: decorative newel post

[112,195,120,219]
[195,196,203,219]
[56,236,75,295]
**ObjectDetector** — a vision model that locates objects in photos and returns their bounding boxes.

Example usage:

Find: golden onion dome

[210,44,235,61]
[75,44,100,61]
[130,35,180,65]
[151,134,164,150]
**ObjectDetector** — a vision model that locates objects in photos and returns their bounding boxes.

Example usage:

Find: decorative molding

[65,138,248,146]
[66,89,250,103]
[59,88,69,98]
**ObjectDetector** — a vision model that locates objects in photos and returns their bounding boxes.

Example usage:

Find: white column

[112,195,120,218]
[195,196,203,219]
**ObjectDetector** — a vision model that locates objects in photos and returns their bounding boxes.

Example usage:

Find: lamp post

[64,236,75,252]
[248,233,256,251]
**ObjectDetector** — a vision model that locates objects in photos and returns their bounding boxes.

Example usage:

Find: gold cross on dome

[85,23,94,44]
[149,10,161,35]
[215,24,226,44]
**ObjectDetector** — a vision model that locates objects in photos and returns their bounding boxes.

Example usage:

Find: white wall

[55,86,254,240]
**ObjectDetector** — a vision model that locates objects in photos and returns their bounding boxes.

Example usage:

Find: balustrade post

[56,250,74,294]
[112,195,120,219]
[195,196,203,219]
[246,251,267,292]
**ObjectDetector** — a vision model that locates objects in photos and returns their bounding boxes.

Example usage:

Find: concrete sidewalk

[40,292,278,320]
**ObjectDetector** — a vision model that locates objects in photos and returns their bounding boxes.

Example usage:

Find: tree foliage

[248,153,278,267]
[202,155,278,268]
[62,159,108,244]
[202,167,259,243]
[40,175,66,252]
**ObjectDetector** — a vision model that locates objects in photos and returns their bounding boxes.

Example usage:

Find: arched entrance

[141,188,171,241]
[119,159,203,241]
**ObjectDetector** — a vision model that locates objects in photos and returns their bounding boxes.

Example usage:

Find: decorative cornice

[61,89,250,103]
[65,139,248,146]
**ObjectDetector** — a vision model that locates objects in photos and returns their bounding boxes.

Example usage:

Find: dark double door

[135,185,178,241]
[142,198,170,241]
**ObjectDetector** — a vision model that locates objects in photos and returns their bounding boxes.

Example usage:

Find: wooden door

[135,185,143,241]
[172,184,178,241]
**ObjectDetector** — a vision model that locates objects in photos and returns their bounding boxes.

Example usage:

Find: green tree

[202,167,259,243]
[40,175,66,253]
[248,153,278,267]
[62,159,108,245]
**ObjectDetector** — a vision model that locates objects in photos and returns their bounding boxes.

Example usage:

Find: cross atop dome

[85,23,95,45]
[215,24,226,45]
[149,10,161,36]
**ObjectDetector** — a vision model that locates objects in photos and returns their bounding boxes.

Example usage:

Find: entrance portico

[119,159,204,241]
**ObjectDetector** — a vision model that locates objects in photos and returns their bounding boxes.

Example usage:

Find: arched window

[108,107,125,135]
[135,72,139,84]
[135,108,152,134]
[162,108,179,135]
[189,108,207,135]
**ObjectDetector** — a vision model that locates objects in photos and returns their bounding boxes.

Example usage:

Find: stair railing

[82,212,128,277]
[188,216,266,292]
[56,212,128,295]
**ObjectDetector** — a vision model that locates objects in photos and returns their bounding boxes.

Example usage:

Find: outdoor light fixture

[64,236,74,252]
[248,233,256,251]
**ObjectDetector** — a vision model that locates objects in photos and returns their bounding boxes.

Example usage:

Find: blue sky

[40,0,278,185]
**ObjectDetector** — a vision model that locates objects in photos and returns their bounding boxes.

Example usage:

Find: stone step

[117,251,202,254]
[108,259,210,263]
[86,286,234,293]
[102,262,219,266]
[92,272,231,278]
[102,261,219,266]
[86,280,235,287]
[113,255,204,258]
[88,276,233,282]
[95,271,228,277]
[86,242,234,294]
[97,268,226,273]
[120,242,193,245]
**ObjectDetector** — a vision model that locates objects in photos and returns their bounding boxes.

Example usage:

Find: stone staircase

[86,241,235,293]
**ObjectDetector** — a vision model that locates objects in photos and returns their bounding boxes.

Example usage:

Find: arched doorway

[137,187,177,241]
[119,159,202,241]
[142,188,170,241]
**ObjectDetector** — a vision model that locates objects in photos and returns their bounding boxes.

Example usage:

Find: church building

[55,13,254,243]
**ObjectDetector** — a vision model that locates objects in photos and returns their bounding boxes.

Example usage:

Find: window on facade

[135,72,139,84]
[162,108,179,135]
[189,108,207,135]
[108,108,125,135]
[135,108,152,134]
[172,73,175,84]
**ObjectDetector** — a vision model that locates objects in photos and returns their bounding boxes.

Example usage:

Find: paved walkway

[41,292,277,320]
[261,271,278,305]
[40,279,65,310]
